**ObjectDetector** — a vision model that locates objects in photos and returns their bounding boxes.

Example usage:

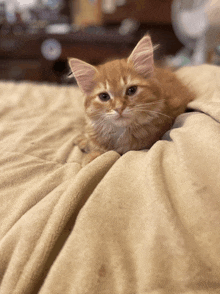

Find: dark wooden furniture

[0,25,181,84]
[103,0,173,25]
[0,0,179,84]
[0,29,139,83]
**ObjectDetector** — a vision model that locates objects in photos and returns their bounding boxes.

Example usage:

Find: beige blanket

[1,64,220,294]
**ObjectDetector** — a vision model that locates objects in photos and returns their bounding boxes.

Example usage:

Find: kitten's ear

[68,58,97,94]
[128,35,154,78]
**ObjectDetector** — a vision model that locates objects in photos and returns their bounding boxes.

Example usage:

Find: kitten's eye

[98,92,111,102]
[126,86,137,96]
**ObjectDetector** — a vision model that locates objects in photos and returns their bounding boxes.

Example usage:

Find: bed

[1,64,220,294]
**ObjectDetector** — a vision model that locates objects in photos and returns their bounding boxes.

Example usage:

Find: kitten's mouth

[113,115,131,126]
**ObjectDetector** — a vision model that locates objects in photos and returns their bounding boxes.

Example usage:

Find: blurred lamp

[169,0,209,66]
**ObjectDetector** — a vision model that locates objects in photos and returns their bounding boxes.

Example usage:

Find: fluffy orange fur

[69,35,195,165]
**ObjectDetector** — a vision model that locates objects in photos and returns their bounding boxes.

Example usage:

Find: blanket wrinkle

[0,148,118,293]
[1,65,220,294]
[0,154,79,240]
[162,114,220,265]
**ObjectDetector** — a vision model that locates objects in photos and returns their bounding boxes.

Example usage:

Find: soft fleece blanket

[1,64,220,294]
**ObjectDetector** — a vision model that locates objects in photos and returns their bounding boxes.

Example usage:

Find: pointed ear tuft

[128,35,154,78]
[68,58,97,94]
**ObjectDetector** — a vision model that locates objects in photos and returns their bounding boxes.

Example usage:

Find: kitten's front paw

[82,151,103,166]
[74,135,90,153]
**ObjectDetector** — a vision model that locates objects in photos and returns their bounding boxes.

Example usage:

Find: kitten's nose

[115,107,124,115]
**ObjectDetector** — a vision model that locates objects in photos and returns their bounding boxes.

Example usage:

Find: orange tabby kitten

[69,35,195,164]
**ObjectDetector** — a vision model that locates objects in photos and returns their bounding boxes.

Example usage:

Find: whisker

[90,113,106,120]
[106,112,116,118]
[136,99,165,106]
[92,121,106,132]
[133,102,165,110]
[145,110,172,119]
[90,115,104,123]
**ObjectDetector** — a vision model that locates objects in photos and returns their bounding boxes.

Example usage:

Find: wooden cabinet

[0,59,42,81]
[0,1,177,83]
[102,0,173,25]
[0,30,138,83]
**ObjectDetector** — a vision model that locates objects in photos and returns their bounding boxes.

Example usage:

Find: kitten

[69,35,195,165]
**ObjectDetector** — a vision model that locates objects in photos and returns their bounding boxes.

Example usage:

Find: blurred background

[0,0,219,84]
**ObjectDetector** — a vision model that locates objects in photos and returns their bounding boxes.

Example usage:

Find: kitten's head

[69,35,163,128]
